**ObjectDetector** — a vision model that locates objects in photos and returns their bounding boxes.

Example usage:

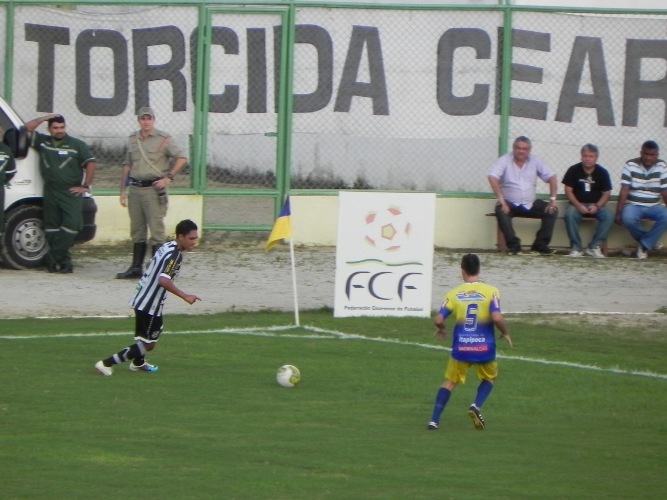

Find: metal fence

[2,1,666,230]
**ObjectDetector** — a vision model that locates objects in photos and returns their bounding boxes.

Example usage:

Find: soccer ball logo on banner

[364,206,411,252]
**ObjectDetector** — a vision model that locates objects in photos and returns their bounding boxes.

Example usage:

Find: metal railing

[2,1,665,230]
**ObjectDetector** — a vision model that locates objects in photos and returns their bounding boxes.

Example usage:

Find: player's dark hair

[461,253,480,276]
[642,140,659,151]
[175,219,198,236]
[47,115,65,126]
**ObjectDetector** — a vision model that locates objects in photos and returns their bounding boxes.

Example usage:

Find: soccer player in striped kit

[95,219,201,376]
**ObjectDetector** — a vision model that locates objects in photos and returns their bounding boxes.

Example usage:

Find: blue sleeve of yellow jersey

[489,292,501,314]
[438,298,453,319]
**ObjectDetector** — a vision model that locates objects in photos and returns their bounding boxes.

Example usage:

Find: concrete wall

[93,195,204,244]
[91,194,662,252]
[291,196,659,251]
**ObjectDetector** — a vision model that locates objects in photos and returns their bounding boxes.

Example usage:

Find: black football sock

[110,344,143,365]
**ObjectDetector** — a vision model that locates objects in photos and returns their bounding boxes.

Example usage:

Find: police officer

[0,127,17,251]
[26,114,96,273]
[116,107,188,279]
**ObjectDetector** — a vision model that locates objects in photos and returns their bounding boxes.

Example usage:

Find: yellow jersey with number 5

[438,281,501,363]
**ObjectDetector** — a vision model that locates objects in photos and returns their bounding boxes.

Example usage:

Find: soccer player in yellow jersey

[427,253,512,431]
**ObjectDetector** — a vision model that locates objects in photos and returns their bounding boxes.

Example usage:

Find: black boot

[115,242,147,279]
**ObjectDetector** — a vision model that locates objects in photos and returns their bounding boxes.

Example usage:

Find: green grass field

[1,311,666,499]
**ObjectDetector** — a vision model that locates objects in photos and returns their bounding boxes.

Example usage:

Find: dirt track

[1,243,666,319]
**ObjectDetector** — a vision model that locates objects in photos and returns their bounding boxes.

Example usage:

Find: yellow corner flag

[265,197,292,252]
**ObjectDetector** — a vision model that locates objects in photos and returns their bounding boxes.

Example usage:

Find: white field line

[0,325,301,340]
[2,311,661,321]
[509,311,660,316]
[2,324,666,381]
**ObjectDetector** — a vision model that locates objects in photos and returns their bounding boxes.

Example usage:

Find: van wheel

[1,205,47,269]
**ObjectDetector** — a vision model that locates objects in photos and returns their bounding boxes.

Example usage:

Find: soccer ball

[276,364,301,388]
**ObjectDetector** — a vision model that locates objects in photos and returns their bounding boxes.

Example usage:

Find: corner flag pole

[288,237,300,327]
[265,196,300,326]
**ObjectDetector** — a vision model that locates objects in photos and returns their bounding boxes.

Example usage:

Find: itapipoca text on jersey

[129,241,182,316]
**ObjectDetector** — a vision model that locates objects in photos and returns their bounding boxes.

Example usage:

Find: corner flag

[265,197,292,252]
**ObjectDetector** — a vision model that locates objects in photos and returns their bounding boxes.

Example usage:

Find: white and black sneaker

[530,245,557,256]
[129,361,159,373]
[427,421,439,431]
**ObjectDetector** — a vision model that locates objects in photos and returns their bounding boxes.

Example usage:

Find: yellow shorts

[445,358,498,384]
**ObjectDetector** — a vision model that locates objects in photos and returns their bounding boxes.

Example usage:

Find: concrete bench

[486,212,609,255]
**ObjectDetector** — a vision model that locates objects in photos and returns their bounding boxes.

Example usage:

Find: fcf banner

[334,192,436,318]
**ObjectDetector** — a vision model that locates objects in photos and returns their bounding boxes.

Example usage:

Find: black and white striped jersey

[129,241,182,316]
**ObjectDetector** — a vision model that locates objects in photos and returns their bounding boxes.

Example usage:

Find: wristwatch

[166,173,174,180]
[549,196,557,202]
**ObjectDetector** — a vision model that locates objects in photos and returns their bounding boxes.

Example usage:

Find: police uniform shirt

[125,129,185,181]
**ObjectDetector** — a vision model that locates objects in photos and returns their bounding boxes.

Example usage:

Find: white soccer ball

[276,364,301,388]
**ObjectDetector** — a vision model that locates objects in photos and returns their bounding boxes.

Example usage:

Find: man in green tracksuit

[26,114,96,273]
[0,131,17,249]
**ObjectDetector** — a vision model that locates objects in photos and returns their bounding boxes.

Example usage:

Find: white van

[1,96,97,269]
